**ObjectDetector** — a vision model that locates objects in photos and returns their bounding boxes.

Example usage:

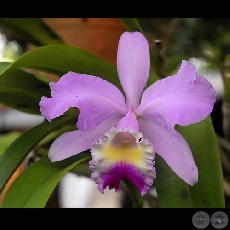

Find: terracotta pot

[42,18,126,65]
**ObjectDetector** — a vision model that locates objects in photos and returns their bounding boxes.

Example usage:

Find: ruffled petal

[40,71,127,131]
[89,127,156,196]
[139,116,198,186]
[136,60,216,128]
[48,115,122,162]
[117,32,150,109]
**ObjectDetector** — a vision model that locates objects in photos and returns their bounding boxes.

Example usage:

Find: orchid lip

[89,127,156,196]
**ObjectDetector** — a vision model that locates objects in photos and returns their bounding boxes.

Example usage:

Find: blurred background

[0,18,230,208]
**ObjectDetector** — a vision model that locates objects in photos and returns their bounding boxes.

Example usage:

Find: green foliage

[0,65,50,114]
[0,45,120,114]
[0,18,65,46]
[1,153,90,208]
[0,115,78,194]
[155,117,225,208]
[0,132,21,157]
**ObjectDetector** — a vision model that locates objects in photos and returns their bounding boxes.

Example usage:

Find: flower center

[103,130,145,165]
[118,129,136,143]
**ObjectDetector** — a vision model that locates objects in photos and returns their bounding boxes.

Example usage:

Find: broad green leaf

[0,132,21,157]
[0,18,65,46]
[0,62,11,74]
[178,116,225,208]
[1,153,91,208]
[0,45,120,114]
[0,67,50,114]
[155,116,225,208]
[155,155,194,207]
[10,45,119,86]
[0,115,78,194]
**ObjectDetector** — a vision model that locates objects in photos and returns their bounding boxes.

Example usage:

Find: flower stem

[122,178,143,208]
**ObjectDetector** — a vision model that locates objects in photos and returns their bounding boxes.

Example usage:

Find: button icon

[211,211,229,229]
[192,211,210,229]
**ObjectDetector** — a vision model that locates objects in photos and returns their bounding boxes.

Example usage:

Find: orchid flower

[39,31,216,196]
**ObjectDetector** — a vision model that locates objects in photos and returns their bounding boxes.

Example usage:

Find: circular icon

[211,211,229,229]
[192,211,210,229]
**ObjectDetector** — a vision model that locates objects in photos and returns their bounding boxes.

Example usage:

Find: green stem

[123,178,143,208]
[222,101,230,141]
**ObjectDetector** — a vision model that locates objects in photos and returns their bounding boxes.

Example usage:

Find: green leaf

[178,116,225,208]
[155,155,194,207]
[11,45,119,86]
[155,116,225,208]
[0,62,11,74]
[0,115,78,194]
[119,18,143,33]
[0,45,120,114]
[1,153,91,208]
[0,67,50,114]
[0,132,21,157]
[0,18,65,46]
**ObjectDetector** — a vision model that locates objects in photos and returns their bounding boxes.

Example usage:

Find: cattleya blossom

[39,31,216,196]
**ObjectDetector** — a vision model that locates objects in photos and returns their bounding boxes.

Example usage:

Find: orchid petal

[136,60,216,128]
[48,115,122,162]
[139,116,198,186]
[117,32,150,109]
[40,71,127,131]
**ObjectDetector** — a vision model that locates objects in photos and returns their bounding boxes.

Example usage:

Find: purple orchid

[39,31,216,196]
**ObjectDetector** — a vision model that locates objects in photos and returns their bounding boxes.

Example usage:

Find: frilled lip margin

[89,127,156,196]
